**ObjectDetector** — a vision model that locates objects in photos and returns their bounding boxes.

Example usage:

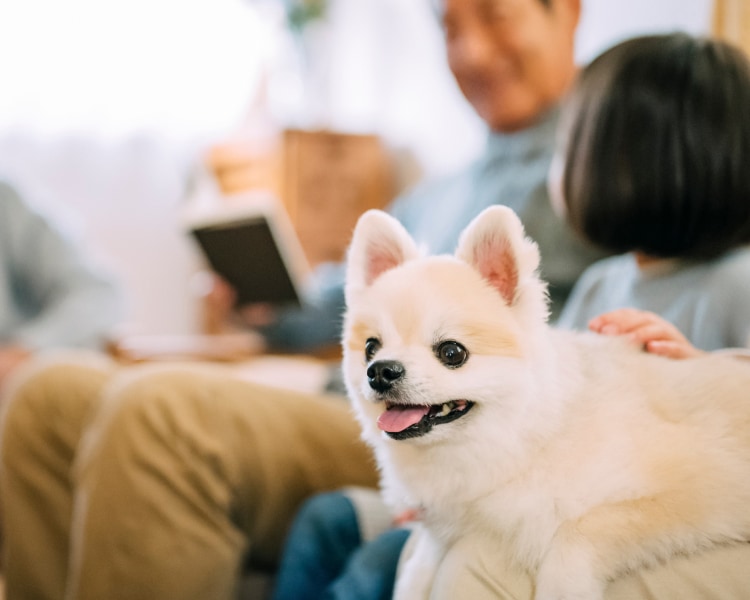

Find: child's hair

[560,32,750,260]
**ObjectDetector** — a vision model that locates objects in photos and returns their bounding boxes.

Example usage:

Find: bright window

[0,0,271,138]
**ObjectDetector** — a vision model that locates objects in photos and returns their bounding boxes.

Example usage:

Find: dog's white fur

[342,206,750,600]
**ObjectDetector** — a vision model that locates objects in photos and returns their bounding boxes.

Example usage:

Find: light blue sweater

[0,181,123,350]
[261,110,605,351]
[558,250,750,351]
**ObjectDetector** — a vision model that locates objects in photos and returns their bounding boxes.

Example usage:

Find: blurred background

[0,0,738,337]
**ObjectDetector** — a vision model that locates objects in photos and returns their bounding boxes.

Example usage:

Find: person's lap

[0,353,379,600]
[421,531,750,600]
[8,354,750,600]
[273,498,750,600]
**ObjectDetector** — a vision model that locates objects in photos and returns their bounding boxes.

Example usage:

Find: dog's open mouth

[377,400,474,440]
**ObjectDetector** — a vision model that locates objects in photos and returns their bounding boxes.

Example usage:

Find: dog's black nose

[367,360,405,393]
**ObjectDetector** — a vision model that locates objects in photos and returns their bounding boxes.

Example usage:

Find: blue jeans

[272,491,410,600]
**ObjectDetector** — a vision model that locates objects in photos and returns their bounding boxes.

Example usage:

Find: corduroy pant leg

[0,353,117,600]
[65,363,379,600]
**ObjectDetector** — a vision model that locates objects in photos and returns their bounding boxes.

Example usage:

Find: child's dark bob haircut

[560,33,750,260]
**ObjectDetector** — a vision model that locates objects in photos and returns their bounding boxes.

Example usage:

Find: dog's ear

[346,210,419,295]
[455,206,541,306]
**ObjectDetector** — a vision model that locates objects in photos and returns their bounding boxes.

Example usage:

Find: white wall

[576,0,714,63]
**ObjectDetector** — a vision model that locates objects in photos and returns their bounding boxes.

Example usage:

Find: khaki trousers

[0,354,378,600]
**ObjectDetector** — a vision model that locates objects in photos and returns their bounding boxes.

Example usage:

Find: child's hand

[588,308,705,359]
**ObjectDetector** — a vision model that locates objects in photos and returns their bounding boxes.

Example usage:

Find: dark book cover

[186,196,309,307]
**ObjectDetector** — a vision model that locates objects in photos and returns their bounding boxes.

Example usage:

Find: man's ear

[345,210,419,297]
[455,206,541,306]
[555,0,581,35]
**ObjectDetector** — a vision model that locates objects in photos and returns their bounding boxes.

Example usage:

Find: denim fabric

[272,491,410,600]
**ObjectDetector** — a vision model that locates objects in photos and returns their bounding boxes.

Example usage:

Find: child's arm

[588,308,706,359]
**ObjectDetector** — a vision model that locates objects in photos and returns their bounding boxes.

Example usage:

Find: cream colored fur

[342,206,750,600]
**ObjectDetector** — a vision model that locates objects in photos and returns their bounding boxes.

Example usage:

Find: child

[275,31,750,600]
[552,32,750,354]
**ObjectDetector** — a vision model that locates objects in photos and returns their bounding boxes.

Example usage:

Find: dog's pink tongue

[377,405,429,433]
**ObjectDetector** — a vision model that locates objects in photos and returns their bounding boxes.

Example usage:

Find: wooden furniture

[207,129,394,267]
[713,0,750,56]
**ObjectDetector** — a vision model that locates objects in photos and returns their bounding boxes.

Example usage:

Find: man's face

[442,0,579,132]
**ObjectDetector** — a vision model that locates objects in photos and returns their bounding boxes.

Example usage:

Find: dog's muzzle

[367,360,405,393]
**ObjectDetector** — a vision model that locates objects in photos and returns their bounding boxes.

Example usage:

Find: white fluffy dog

[342,206,750,600]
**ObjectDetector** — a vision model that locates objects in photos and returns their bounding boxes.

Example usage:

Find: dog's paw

[393,526,443,600]
[534,543,605,600]
[394,567,433,600]
[394,553,438,600]
[533,582,604,600]
[534,572,604,600]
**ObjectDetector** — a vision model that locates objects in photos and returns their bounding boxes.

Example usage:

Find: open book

[184,192,310,307]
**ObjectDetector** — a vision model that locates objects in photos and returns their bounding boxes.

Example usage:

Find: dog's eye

[365,338,381,362]
[436,341,468,368]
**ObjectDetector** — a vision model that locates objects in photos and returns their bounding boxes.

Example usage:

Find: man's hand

[588,308,704,359]
[196,272,278,333]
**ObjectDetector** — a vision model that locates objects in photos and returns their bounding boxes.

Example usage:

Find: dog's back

[522,330,750,557]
